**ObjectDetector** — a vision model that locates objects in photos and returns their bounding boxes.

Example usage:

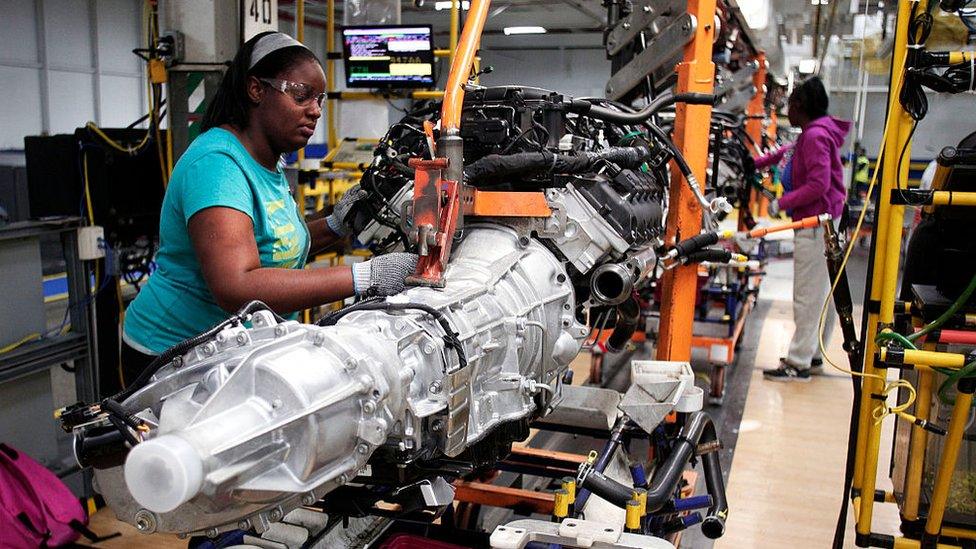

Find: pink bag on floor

[0,442,93,548]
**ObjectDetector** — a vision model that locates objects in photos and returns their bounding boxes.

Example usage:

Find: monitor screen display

[342,25,436,88]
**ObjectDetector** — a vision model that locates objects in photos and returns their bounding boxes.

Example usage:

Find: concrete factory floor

[89,233,903,548]
[712,246,901,548]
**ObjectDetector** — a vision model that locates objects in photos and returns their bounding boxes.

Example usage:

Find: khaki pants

[786,224,836,369]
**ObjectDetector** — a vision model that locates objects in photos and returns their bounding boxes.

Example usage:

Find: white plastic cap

[124,434,203,513]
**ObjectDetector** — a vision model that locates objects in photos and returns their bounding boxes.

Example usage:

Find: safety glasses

[258,78,326,108]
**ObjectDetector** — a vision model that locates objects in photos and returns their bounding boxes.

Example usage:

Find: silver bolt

[357,443,369,454]
[272,398,283,409]
[623,22,631,29]
[429,381,442,394]
[269,508,282,521]
[236,333,247,345]
[345,358,358,370]
[238,519,250,530]
[359,376,374,392]
[205,528,218,538]
[338,474,348,484]
[202,343,215,356]
[394,320,406,330]
[313,332,325,345]
[431,419,443,432]
[422,342,435,354]
[363,401,376,414]
[172,356,183,368]
[302,494,316,506]
[275,325,286,336]
[134,510,156,534]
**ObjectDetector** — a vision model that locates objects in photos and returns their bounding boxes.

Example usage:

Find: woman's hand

[325,185,368,237]
[351,253,419,296]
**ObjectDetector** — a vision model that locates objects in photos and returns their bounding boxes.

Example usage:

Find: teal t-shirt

[123,128,310,354]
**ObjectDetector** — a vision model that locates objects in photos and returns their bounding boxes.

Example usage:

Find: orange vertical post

[655,0,718,362]
[745,53,770,218]
[743,52,767,227]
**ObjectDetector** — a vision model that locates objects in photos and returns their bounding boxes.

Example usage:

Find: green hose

[908,270,976,343]
[876,331,918,350]
[934,360,976,407]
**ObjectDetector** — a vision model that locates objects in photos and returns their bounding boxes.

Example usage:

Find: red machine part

[406,158,460,288]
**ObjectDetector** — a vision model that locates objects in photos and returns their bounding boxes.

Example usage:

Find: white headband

[249,32,309,70]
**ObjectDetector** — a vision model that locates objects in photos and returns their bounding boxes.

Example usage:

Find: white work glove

[352,253,419,296]
[325,185,367,237]
[768,198,781,217]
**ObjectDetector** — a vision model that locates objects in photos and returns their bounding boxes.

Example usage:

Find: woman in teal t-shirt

[121,32,416,383]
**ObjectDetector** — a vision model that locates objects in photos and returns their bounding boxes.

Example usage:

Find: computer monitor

[342,25,435,89]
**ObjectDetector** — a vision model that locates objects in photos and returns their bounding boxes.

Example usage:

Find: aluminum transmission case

[98,224,587,536]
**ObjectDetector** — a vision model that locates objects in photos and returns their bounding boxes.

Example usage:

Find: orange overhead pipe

[655,0,718,362]
[440,0,490,134]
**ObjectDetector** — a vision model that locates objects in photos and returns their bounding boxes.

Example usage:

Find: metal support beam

[35,0,51,135]
[655,0,717,362]
[558,0,604,25]
[744,53,769,221]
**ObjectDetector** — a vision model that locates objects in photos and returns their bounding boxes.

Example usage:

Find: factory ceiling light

[503,26,547,35]
[434,0,469,10]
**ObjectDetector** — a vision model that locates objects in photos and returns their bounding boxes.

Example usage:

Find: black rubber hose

[571,93,717,125]
[463,147,652,184]
[643,122,695,179]
[644,412,728,538]
[684,248,733,264]
[574,416,629,514]
[672,232,720,258]
[605,296,641,353]
[115,301,285,402]
[579,469,635,508]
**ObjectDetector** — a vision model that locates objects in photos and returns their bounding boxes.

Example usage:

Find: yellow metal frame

[850,1,976,545]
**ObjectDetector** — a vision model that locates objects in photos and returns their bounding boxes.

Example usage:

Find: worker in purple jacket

[761,76,851,382]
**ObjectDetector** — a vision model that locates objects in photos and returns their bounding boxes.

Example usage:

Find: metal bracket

[605,13,697,101]
[405,157,461,288]
[605,0,686,56]
[443,365,472,457]
[390,477,456,507]
[618,360,702,433]
[489,518,674,548]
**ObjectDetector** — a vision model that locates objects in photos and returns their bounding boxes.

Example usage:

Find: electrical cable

[316,301,467,371]
[114,301,286,402]
[816,49,919,428]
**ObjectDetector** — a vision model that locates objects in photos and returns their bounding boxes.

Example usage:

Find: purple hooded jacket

[755,115,851,219]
